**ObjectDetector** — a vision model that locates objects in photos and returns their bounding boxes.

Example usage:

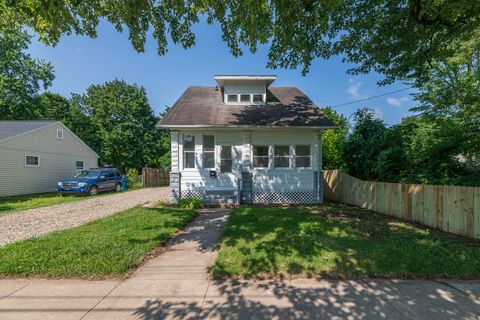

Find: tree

[78,79,163,170]
[409,34,480,164]
[2,1,478,83]
[0,23,54,119]
[343,108,389,180]
[320,107,348,170]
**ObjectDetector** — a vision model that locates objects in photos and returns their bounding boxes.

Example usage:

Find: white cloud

[346,81,365,99]
[386,96,408,108]
[346,79,370,100]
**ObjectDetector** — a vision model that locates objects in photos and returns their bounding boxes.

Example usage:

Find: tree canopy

[2,0,479,83]
[0,23,54,120]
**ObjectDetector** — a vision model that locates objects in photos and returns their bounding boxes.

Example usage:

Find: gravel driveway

[0,187,169,247]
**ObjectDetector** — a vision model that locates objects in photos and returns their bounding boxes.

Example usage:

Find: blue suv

[57,168,123,196]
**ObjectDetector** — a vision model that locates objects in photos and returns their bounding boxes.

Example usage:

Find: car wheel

[89,185,98,196]
[115,183,122,192]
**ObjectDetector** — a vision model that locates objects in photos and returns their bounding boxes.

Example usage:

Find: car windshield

[74,170,101,179]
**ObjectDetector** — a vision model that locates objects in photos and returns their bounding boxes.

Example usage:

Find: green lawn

[0,190,135,215]
[0,206,196,278]
[213,204,480,279]
[0,193,84,214]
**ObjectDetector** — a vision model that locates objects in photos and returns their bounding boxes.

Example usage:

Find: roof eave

[156,124,336,130]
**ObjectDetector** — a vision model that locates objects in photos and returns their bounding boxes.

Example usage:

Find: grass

[0,206,196,278]
[213,203,480,279]
[0,189,135,215]
[0,193,84,214]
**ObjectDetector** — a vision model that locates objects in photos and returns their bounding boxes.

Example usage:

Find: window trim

[75,160,85,170]
[202,134,216,170]
[182,134,196,170]
[56,128,64,140]
[252,145,270,169]
[273,145,291,169]
[25,154,40,167]
[294,145,312,168]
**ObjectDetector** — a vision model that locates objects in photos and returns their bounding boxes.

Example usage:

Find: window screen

[253,146,269,168]
[76,160,84,170]
[203,135,215,168]
[274,146,290,168]
[253,94,264,103]
[220,146,232,172]
[227,94,238,102]
[240,94,251,103]
[25,155,39,166]
[183,135,195,169]
[295,145,311,167]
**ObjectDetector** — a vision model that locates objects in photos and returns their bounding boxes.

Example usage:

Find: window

[220,146,232,173]
[253,94,264,103]
[203,135,215,169]
[56,128,64,139]
[295,145,311,168]
[183,135,195,169]
[227,94,238,103]
[25,155,39,167]
[253,146,269,168]
[240,94,251,103]
[76,160,84,170]
[274,145,290,168]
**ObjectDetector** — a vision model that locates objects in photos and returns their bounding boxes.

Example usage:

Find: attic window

[227,94,238,103]
[253,94,264,103]
[240,94,250,103]
[56,128,64,139]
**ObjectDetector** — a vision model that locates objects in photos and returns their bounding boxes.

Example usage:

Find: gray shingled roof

[0,121,58,141]
[157,86,335,128]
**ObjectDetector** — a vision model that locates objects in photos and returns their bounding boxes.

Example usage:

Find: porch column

[241,131,253,204]
[170,131,181,203]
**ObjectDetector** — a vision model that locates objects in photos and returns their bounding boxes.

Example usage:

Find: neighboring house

[157,75,335,205]
[0,121,99,196]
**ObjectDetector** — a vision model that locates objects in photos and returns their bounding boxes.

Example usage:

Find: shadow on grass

[213,202,480,279]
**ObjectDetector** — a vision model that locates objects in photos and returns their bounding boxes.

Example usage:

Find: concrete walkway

[0,209,479,320]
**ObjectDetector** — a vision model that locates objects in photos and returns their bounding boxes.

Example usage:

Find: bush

[178,197,204,210]
[126,168,142,189]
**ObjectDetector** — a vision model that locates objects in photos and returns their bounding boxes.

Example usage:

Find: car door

[97,171,110,190]
[106,172,117,190]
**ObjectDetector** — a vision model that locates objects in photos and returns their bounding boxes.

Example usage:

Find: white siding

[250,131,318,192]
[178,131,243,191]
[0,123,98,196]
[175,129,320,193]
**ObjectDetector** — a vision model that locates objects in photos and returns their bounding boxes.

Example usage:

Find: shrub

[178,197,204,210]
[156,200,174,208]
[126,168,142,189]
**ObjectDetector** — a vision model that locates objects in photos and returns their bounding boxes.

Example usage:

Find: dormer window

[227,94,238,103]
[253,94,264,103]
[215,75,276,106]
[240,94,251,103]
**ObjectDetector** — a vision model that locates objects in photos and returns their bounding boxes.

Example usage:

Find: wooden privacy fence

[142,168,170,187]
[323,170,480,239]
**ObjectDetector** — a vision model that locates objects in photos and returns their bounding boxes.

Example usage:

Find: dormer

[214,75,277,105]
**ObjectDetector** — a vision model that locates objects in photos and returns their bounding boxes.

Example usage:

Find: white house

[0,121,99,196]
[157,75,335,205]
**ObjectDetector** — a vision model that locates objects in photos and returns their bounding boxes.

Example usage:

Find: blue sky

[28,20,415,125]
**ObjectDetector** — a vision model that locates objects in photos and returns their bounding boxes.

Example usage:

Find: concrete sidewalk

[0,209,479,320]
